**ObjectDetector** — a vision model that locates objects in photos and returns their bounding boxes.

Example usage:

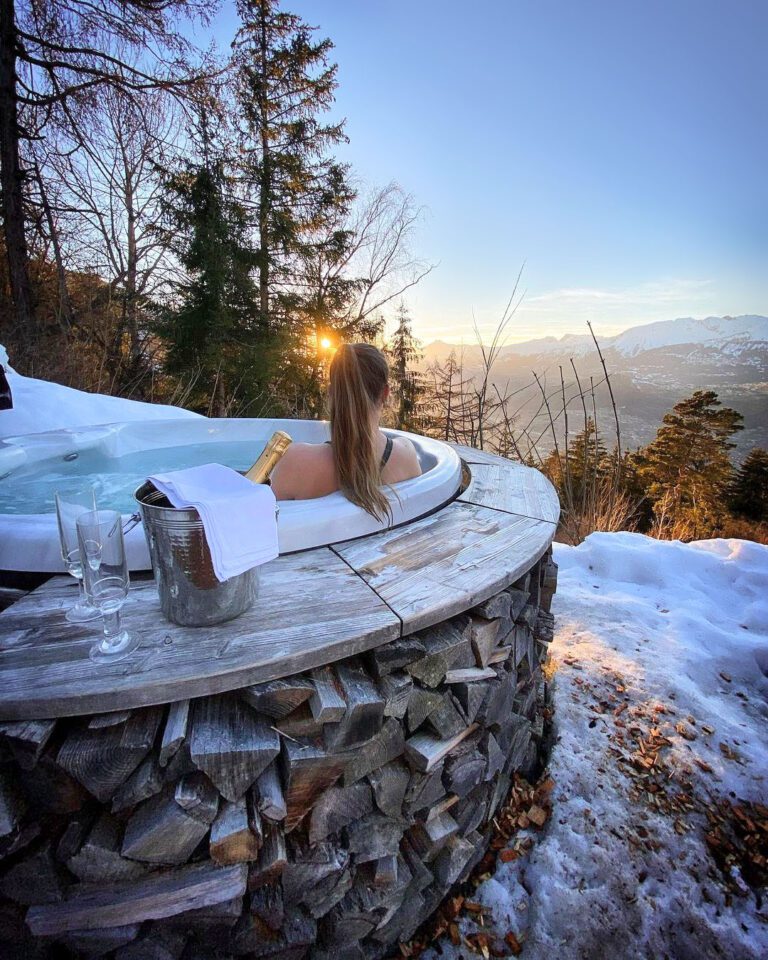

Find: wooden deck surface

[0,448,558,720]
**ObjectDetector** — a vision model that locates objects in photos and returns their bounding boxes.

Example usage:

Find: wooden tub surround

[0,448,559,959]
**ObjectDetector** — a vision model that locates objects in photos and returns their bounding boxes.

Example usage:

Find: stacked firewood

[0,552,557,960]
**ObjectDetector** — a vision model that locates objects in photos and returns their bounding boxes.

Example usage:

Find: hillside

[421,315,768,454]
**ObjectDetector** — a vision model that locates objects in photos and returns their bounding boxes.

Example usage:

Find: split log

[240,678,313,719]
[405,622,472,687]
[342,717,405,785]
[115,929,187,960]
[67,812,147,883]
[406,687,443,733]
[408,813,459,863]
[400,836,433,892]
[250,881,284,931]
[246,791,264,847]
[210,799,261,865]
[372,854,398,887]
[0,718,56,768]
[159,700,190,768]
[304,865,353,919]
[370,888,426,945]
[282,840,348,907]
[26,861,247,935]
[281,737,345,832]
[233,911,317,958]
[517,603,538,629]
[425,693,466,739]
[309,667,346,722]
[0,766,25,837]
[309,783,373,843]
[451,678,492,725]
[254,762,287,822]
[0,842,66,904]
[506,586,530,621]
[112,754,163,813]
[469,616,500,667]
[56,811,95,864]
[324,661,384,751]
[367,760,410,819]
[443,745,485,798]
[472,591,511,620]
[122,790,215,864]
[404,723,479,772]
[275,702,327,739]
[484,732,504,781]
[248,824,288,889]
[488,645,512,665]
[88,711,131,730]
[174,772,220,824]
[57,706,162,802]
[189,695,280,803]
[368,636,425,678]
[444,667,496,684]
[344,812,403,863]
[62,924,141,957]
[433,835,475,885]
[379,672,413,720]
[403,764,446,813]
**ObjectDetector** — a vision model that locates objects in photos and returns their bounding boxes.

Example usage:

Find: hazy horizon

[203,1,768,345]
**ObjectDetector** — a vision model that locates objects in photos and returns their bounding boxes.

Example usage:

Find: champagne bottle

[245,431,292,483]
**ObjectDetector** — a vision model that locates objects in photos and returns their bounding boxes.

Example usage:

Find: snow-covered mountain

[421,315,768,453]
[423,314,768,365]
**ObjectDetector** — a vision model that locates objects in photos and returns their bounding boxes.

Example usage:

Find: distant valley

[419,315,768,456]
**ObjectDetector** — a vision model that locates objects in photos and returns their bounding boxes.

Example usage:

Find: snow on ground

[0,344,200,438]
[423,532,768,960]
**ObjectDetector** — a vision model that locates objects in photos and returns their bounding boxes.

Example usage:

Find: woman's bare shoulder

[269,441,334,500]
[389,435,422,480]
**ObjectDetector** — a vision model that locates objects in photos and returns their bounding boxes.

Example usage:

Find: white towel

[148,463,278,582]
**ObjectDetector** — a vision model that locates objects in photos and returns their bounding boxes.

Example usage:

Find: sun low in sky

[210,0,767,344]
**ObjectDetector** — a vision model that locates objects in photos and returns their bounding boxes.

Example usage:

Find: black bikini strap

[380,435,394,469]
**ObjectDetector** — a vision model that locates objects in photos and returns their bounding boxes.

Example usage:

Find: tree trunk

[32,160,73,330]
[0,0,35,355]
[258,7,270,329]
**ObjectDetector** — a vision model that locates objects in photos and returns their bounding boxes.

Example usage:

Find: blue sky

[204,0,767,343]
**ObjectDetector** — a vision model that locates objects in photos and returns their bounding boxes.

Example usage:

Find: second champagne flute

[55,487,100,623]
[76,509,140,663]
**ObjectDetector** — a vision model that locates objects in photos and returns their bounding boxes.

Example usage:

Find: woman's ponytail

[328,343,391,521]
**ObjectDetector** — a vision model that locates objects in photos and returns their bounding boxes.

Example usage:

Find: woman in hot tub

[270,343,421,517]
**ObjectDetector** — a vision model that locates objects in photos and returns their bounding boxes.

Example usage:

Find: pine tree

[157,112,261,415]
[635,390,743,539]
[730,448,768,522]
[386,304,424,431]
[232,0,354,330]
[565,418,609,504]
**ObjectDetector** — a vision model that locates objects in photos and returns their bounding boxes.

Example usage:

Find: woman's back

[269,430,421,502]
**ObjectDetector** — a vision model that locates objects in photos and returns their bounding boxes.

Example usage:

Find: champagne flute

[76,509,140,662]
[54,487,100,623]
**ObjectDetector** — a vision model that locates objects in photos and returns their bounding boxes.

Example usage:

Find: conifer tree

[635,390,743,538]
[232,0,354,330]
[157,112,260,415]
[386,304,424,431]
[730,447,768,522]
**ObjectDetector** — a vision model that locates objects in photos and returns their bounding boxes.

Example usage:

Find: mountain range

[420,315,768,455]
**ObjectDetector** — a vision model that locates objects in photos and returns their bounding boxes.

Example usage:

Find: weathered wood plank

[335,501,555,634]
[26,861,248,935]
[0,548,400,720]
[189,695,280,803]
[57,707,162,802]
[159,700,189,767]
[457,458,560,524]
[308,667,346,722]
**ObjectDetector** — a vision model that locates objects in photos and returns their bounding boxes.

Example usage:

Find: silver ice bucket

[135,482,259,627]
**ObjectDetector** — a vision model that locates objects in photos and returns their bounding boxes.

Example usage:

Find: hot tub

[0,418,462,573]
